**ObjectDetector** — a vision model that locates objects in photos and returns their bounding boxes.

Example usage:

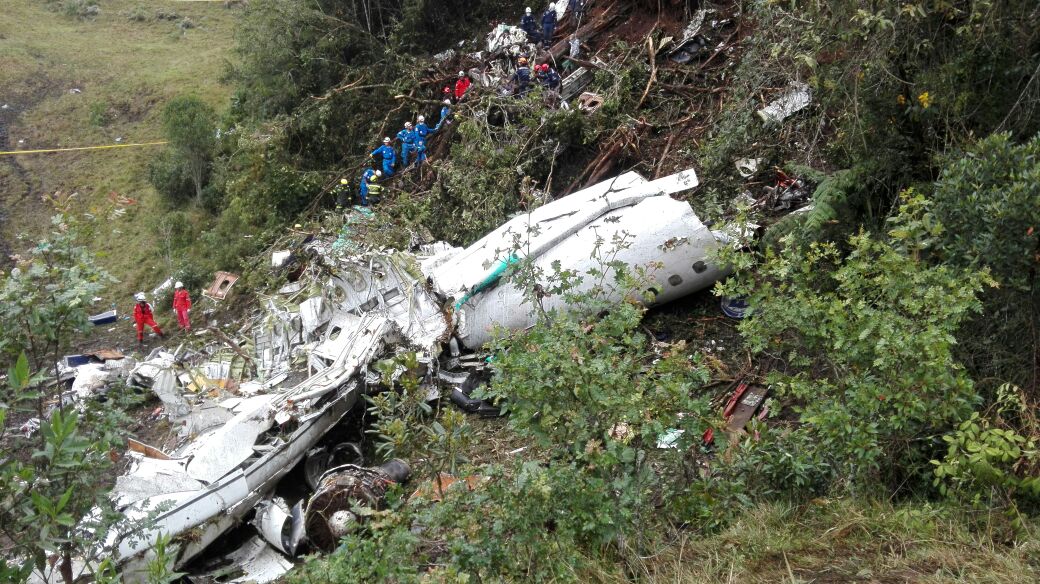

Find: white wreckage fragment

[757,81,812,123]
[424,168,730,348]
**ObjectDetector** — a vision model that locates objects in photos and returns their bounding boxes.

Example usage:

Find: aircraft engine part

[304,459,412,552]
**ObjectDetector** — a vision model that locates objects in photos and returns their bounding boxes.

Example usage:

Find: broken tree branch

[637,36,659,110]
[207,327,255,370]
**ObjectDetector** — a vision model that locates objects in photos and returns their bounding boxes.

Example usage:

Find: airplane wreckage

[39,167,768,582]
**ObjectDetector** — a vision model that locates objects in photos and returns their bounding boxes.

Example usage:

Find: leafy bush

[148,149,196,202]
[930,133,1040,392]
[0,216,116,371]
[718,206,992,492]
[933,384,1040,512]
[1,354,146,584]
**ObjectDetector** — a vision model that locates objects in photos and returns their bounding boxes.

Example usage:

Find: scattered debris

[82,169,763,576]
[703,381,770,445]
[433,48,456,62]
[271,250,291,268]
[203,271,239,301]
[20,417,41,438]
[757,81,812,123]
[409,473,484,503]
[487,24,528,54]
[560,66,593,101]
[189,536,292,584]
[253,497,305,557]
[720,297,749,319]
[576,91,604,113]
[735,157,762,178]
[89,308,118,326]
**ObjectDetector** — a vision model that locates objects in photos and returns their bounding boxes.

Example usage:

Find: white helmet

[458,70,465,77]
[405,121,413,128]
[548,2,555,9]
[382,136,391,143]
[417,115,425,122]
[525,7,532,14]
[135,292,146,302]
[175,281,184,288]
[374,170,382,177]
[444,99,451,105]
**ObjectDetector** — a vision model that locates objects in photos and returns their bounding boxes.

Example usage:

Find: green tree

[0,353,143,584]
[158,95,217,201]
[0,216,116,376]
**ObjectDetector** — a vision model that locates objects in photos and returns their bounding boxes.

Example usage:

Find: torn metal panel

[70,363,112,400]
[486,23,528,53]
[152,368,191,417]
[203,271,240,301]
[757,81,812,123]
[183,398,277,484]
[112,456,203,508]
[560,66,593,101]
[577,91,604,113]
[252,497,304,557]
[299,296,331,337]
[189,535,292,584]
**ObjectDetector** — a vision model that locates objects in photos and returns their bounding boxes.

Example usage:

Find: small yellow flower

[917,91,932,109]
[896,95,907,106]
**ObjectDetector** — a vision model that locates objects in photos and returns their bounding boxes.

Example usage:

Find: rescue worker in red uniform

[454,71,471,101]
[173,281,192,332]
[133,292,163,345]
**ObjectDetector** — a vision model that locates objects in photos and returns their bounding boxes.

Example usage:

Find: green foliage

[0,216,116,371]
[43,0,100,19]
[928,133,1040,391]
[933,384,1040,511]
[157,95,217,201]
[148,148,196,202]
[719,210,991,492]
[932,133,1040,290]
[366,352,435,460]
[1,353,145,584]
[87,100,111,127]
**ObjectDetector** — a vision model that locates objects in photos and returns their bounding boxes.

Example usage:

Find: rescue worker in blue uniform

[521,7,540,44]
[396,122,418,167]
[414,115,437,165]
[537,63,562,91]
[568,0,587,23]
[370,137,396,177]
[541,3,557,48]
[513,57,532,96]
[435,99,452,131]
[358,168,381,206]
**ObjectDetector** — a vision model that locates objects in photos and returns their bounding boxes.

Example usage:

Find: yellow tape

[0,141,168,156]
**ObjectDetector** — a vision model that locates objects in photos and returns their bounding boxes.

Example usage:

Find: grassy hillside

[0,0,236,296]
